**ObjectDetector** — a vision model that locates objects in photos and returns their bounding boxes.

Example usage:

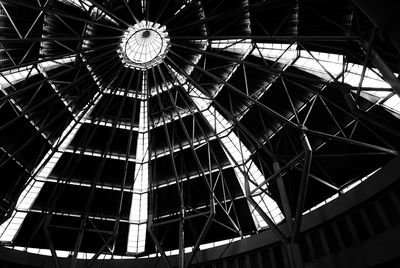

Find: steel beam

[292,133,312,243]
[178,206,185,268]
[147,219,172,268]
[171,36,361,41]
[304,129,398,156]
[273,161,293,233]
[245,182,289,244]
[352,0,400,53]
[43,217,61,268]
[343,88,400,139]
[361,41,400,98]
[185,203,215,268]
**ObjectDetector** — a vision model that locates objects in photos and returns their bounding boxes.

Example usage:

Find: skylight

[295,50,343,80]
[0,56,75,89]
[2,0,400,261]
[210,39,253,97]
[248,43,400,115]
[211,39,253,55]
[383,94,400,113]
[119,21,170,70]
[252,42,298,66]
[57,0,117,24]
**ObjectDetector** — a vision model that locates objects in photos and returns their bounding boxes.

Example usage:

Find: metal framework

[1,1,400,268]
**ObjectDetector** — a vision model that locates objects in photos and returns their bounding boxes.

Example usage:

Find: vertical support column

[292,132,312,243]
[286,243,304,268]
[273,161,304,268]
[178,206,185,268]
[127,72,149,254]
[283,132,313,268]
[273,161,293,231]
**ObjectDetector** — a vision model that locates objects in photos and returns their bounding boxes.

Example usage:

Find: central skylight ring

[119,21,170,70]
[125,28,163,63]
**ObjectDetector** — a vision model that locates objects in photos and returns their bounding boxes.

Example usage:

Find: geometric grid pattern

[1,1,400,267]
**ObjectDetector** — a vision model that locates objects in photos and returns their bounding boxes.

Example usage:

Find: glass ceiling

[2,41,398,255]
[1,0,400,265]
[119,21,170,70]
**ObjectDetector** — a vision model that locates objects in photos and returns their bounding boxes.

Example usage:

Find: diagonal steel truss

[1,1,400,268]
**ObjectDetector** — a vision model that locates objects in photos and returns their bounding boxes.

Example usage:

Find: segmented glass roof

[1,0,400,265]
[119,21,170,70]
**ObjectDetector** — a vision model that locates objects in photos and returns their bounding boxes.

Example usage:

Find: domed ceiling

[1,0,400,265]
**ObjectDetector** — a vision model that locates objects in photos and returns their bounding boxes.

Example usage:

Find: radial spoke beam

[0,45,114,244]
[166,51,300,129]
[0,91,103,243]
[179,82,284,229]
[127,72,149,254]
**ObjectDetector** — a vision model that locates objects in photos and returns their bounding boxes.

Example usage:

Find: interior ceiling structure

[1,0,400,266]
